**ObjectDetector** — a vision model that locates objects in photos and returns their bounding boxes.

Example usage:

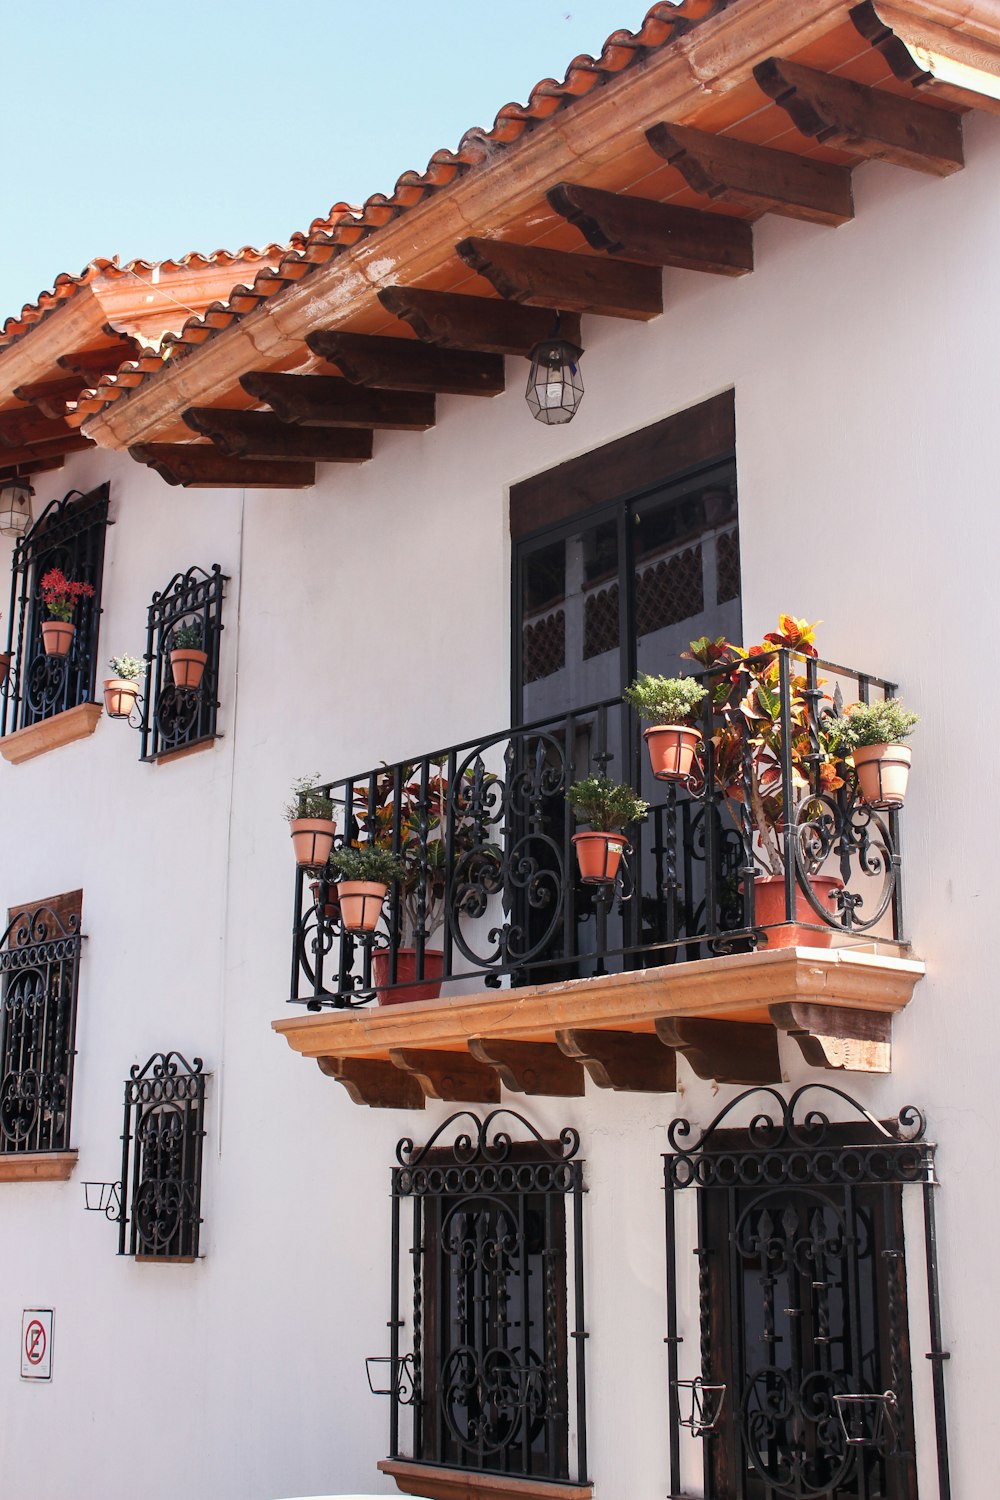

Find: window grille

[139,564,227,761]
[0,893,83,1156]
[663,1085,951,1500]
[716,526,741,605]
[1,485,109,735]
[118,1052,206,1260]
[381,1109,588,1486]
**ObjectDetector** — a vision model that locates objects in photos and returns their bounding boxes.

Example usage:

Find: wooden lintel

[306,330,505,396]
[753,56,964,175]
[240,372,435,431]
[555,1029,677,1093]
[656,1017,781,1085]
[645,123,854,227]
[183,407,373,462]
[389,1049,500,1104]
[456,236,663,319]
[378,287,582,357]
[129,442,315,489]
[770,1001,892,1073]
[468,1039,585,1097]
[547,181,755,270]
[0,455,67,482]
[317,1056,426,1110]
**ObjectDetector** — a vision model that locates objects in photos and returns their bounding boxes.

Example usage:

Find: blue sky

[0,1,646,321]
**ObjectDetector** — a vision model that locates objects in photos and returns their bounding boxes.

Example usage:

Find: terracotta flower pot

[336,880,388,934]
[0,652,10,688]
[644,724,700,782]
[373,947,444,1006]
[41,620,74,657]
[853,743,911,810]
[170,647,208,690]
[749,874,844,948]
[309,881,340,921]
[103,678,140,718]
[290,817,337,867]
[572,831,626,884]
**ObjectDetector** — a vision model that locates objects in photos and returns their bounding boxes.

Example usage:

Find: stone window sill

[378,1459,593,1500]
[0,1151,77,1182]
[0,703,102,764]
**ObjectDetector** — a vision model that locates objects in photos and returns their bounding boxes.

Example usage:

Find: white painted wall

[1,108,999,1500]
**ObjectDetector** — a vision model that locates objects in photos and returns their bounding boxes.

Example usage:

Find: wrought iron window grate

[382,1109,588,1486]
[118,1052,206,1260]
[139,564,227,761]
[1,485,109,735]
[0,895,83,1155]
[663,1084,951,1500]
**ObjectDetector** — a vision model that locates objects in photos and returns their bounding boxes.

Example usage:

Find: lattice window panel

[635,544,704,637]
[716,527,741,605]
[584,582,619,660]
[522,609,566,684]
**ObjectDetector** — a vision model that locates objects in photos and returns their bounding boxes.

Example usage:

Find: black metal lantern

[0,479,33,538]
[525,327,584,425]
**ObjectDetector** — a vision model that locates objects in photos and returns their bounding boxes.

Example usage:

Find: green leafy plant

[170,621,203,650]
[623,673,708,726]
[107,653,145,682]
[567,775,649,834]
[285,775,335,823]
[827,698,918,749]
[327,844,405,885]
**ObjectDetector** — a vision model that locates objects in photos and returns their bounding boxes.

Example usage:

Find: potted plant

[286,776,338,868]
[828,698,918,809]
[567,774,648,884]
[169,621,208,689]
[39,567,95,657]
[686,615,846,946]
[104,653,145,718]
[623,672,708,781]
[327,844,405,934]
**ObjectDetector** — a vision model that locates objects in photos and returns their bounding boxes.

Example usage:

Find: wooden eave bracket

[851,1,1000,114]
[770,1000,893,1072]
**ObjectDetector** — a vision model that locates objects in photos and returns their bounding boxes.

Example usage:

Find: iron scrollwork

[139,564,227,761]
[119,1052,206,1260]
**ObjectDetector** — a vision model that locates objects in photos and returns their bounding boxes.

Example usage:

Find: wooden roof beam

[547,182,755,270]
[0,455,67,482]
[0,434,92,466]
[12,375,86,420]
[456,237,663,319]
[240,372,435,430]
[129,443,315,489]
[0,410,75,449]
[645,124,854,226]
[378,287,581,356]
[183,408,374,462]
[305,330,505,396]
[753,56,964,175]
[57,339,142,378]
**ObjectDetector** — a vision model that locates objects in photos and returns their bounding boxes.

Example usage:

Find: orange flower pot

[170,648,208,689]
[373,947,444,1006]
[41,620,74,657]
[644,724,700,782]
[749,874,844,948]
[853,744,911,810]
[572,831,626,884]
[336,880,388,933]
[290,817,337,867]
[0,652,10,688]
[103,678,140,718]
[309,881,340,921]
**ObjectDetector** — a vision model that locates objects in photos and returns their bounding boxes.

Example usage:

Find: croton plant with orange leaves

[684,614,844,875]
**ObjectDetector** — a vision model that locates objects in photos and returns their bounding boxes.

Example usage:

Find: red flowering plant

[39,568,95,623]
[684,614,845,876]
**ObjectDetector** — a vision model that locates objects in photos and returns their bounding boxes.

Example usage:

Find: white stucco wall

[1,109,998,1500]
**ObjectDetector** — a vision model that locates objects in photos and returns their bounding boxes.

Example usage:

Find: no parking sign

[20,1309,53,1380]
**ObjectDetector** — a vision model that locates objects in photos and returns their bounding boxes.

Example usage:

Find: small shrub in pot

[327,844,406,933]
[567,774,648,884]
[828,698,918,809]
[104,652,145,718]
[286,775,337,868]
[623,673,708,781]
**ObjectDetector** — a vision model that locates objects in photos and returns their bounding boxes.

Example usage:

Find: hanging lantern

[525,331,584,425]
[0,480,34,539]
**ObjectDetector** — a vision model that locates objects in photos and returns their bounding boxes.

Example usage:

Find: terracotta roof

[67,1,722,423]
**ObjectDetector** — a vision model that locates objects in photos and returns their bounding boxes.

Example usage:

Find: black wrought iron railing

[118,1052,206,1260]
[139,563,227,761]
[290,649,905,1008]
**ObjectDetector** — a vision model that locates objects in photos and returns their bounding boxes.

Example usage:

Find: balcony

[274,648,924,1104]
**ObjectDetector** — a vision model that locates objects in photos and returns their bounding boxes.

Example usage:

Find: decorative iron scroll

[119,1052,206,1259]
[1,485,109,736]
[386,1110,588,1486]
[663,1085,949,1500]
[0,903,82,1155]
[139,564,227,761]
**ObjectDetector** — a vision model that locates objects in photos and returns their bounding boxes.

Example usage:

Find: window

[119,1052,206,1260]
[383,1110,588,1488]
[1,484,109,734]
[0,892,83,1156]
[139,563,227,761]
[664,1086,950,1500]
